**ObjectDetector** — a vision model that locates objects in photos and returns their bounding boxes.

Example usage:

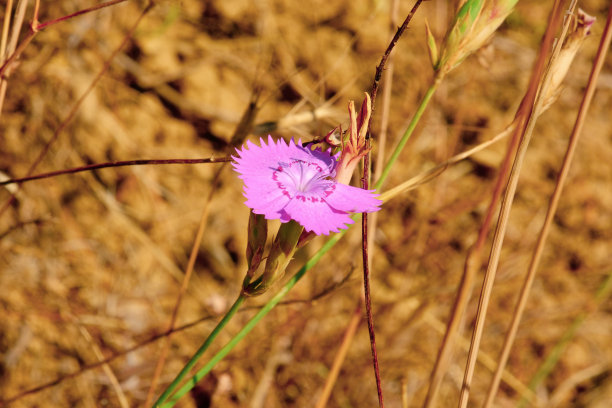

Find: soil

[1,1,611,407]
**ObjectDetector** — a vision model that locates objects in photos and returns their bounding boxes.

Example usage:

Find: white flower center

[273,159,332,197]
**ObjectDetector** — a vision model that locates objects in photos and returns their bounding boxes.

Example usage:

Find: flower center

[273,159,333,198]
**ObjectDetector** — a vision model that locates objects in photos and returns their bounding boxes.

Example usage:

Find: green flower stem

[375,82,438,191]
[153,295,246,407]
[155,227,349,407]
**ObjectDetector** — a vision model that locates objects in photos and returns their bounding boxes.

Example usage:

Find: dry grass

[1,1,611,407]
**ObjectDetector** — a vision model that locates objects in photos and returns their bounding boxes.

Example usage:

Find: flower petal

[233,137,335,183]
[282,197,354,235]
[324,183,382,214]
[243,186,291,219]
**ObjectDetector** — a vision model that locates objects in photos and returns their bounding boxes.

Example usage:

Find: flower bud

[245,211,267,277]
[425,20,439,69]
[335,93,372,185]
[436,0,518,79]
[243,220,303,296]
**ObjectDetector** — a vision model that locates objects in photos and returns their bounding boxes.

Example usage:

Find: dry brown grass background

[1,0,611,407]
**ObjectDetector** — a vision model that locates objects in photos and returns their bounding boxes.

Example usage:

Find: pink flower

[232,136,381,235]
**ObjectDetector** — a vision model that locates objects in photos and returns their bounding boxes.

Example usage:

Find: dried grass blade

[0,0,27,116]
[457,1,568,406]
[483,3,612,405]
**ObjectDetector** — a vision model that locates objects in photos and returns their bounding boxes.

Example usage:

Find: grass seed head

[436,0,518,79]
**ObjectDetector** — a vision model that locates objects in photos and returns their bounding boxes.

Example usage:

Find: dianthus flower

[232,136,381,235]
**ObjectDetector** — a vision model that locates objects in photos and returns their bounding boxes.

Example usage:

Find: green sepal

[243,220,303,296]
[245,211,268,276]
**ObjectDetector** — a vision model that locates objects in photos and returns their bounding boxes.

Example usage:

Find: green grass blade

[375,82,438,191]
[153,295,246,407]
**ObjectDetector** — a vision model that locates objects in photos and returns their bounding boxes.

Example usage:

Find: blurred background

[1,0,611,406]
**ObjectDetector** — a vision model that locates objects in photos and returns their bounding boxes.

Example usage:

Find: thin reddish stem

[0,157,233,186]
[369,0,425,127]
[358,1,425,407]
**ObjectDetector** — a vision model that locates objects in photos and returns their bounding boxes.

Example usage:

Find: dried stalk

[458,1,568,406]
[483,4,612,405]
